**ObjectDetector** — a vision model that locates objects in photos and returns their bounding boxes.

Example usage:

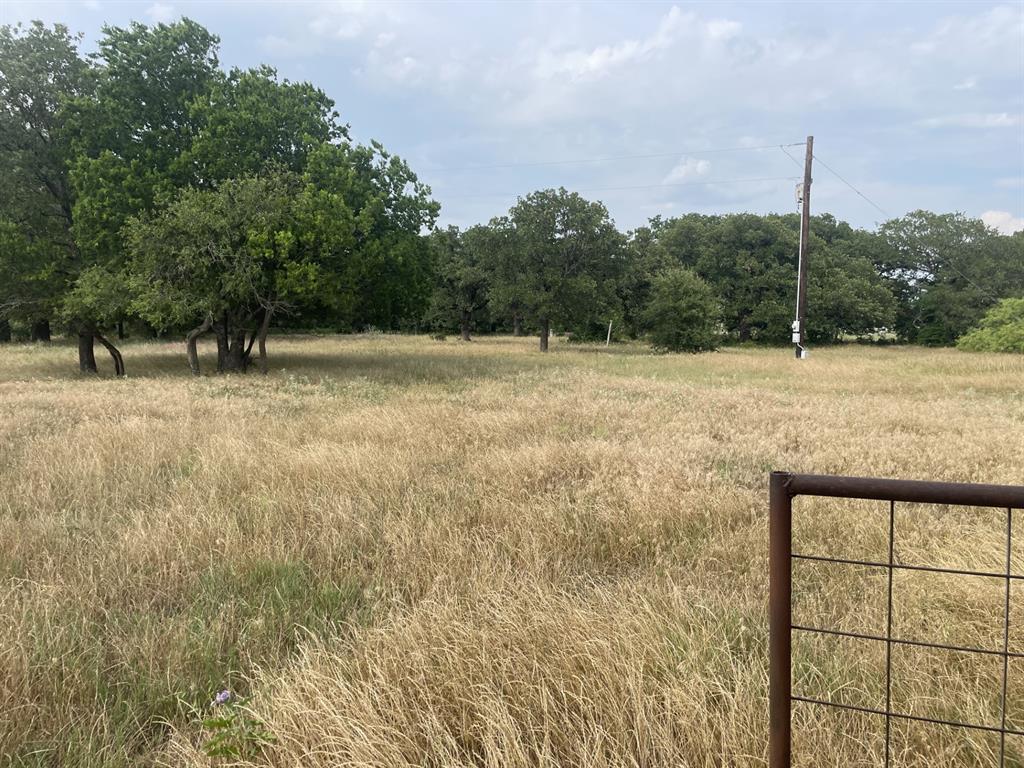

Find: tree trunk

[214,319,229,372]
[0,319,10,343]
[117,319,125,340]
[222,329,248,372]
[30,319,51,342]
[257,307,274,375]
[94,332,125,377]
[513,314,523,337]
[78,332,97,374]
[186,316,213,376]
[460,311,471,342]
[539,317,550,352]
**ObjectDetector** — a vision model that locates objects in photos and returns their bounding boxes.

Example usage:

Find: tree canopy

[2,16,1021,371]
[957,298,1024,354]
[488,188,625,351]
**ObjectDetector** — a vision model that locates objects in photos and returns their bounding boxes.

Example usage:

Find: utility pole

[792,135,813,359]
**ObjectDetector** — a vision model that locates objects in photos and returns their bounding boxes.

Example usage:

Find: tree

[878,211,1018,344]
[642,267,720,352]
[185,64,346,184]
[300,141,439,331]
[126,141,438,374]
[620,214,716,338]
[59,19,222,371]
[0,22,99,363]
[492,188,625,351]
[806,232,896,342]
[127,173,301,374]
[957,298,1024,353]
[477,218,527,335]
[685,214,796,343]
[648,212,897,344]
[427,226,491,341]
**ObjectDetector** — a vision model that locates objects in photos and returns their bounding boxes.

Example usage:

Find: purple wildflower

[212,689,231,707]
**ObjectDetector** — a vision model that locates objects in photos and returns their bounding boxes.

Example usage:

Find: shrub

[642,268,720,353]
[956,298,1024,353]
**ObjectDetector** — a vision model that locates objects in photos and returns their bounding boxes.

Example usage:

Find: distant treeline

[2,19,1022,374]
[426,205,1022,351]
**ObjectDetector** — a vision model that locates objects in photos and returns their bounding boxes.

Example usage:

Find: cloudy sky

[2,1,1022,233]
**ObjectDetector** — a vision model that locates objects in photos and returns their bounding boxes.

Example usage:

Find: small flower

[212,689,231,707]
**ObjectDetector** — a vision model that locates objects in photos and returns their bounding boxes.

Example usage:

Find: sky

[2,0,1022,234]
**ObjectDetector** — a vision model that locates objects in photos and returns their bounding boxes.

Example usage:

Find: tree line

[2,19,1022,373]
[427,200,1022,352]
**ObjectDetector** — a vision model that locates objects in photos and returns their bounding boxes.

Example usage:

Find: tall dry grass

[0,335,1021,767]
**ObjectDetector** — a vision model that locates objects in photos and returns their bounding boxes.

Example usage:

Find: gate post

[769,472,792,768]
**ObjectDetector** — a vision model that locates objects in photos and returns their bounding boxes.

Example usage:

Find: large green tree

[641,267,720,352]
[127,173,302,374]
[0,22,96,355]
[957,298,1024,353]
[646,212,897,344]
[879,211,1022,344]
[185,64,345,184]
[299,141,439,331]
[682,213,796,343]
[805,230,896,342]
[427,226,492,341]
[128,138,438,374]
[59,19,220,371]
[489,188,625,351]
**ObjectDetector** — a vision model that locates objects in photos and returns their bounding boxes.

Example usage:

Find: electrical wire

[811,151,995,303]
[425,142,807,174]
[812,152,998,301]
[779,144,805,172]
[440,175,802,200]
[812,153,890,219]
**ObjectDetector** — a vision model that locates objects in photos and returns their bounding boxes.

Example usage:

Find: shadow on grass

[3,334,671,388]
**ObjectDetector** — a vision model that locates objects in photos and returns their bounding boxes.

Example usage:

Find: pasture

[0,335,1021,767]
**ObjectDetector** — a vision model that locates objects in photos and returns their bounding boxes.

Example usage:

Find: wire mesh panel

[769,472,1024,768]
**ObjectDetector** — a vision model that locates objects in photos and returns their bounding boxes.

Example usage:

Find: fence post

[769,471,792,768]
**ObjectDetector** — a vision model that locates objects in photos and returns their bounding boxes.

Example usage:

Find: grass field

[1,334,1022,767]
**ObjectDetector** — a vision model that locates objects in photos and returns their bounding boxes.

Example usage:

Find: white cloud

[365,50,422,84]
[920,112,1022,129]
[664,157,711,184]
[145,2,175,23]
[186,0,1022,231]
[981,211,1024,234]
[309,1,402,41]
[705,19,741,41]
[260,34,317,58]
[533,6,691,81]
[995,177,1024,189]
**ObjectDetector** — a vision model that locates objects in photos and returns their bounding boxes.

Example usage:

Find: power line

[440,175,802,200]
[811,153,997,301]
[778,144,805,172]
[812,153,891,219]
[425,142,807,174]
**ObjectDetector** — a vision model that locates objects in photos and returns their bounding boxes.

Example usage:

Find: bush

[956,298,1024,353]
[642,268,720,353]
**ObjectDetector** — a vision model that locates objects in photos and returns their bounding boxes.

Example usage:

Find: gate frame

[769,471,1024,768]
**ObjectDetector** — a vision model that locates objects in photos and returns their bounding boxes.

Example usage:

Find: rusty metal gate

[769,472,1024,767]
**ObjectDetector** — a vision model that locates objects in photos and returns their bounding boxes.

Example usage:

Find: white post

[606,320,613,346]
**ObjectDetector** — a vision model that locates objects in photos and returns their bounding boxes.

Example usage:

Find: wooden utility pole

[793,135,813,359]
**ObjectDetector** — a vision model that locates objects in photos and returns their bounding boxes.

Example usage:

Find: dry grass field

[1,334,1022,767]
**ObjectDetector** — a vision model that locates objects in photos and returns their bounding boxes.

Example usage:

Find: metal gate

[769,472,1024,767]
